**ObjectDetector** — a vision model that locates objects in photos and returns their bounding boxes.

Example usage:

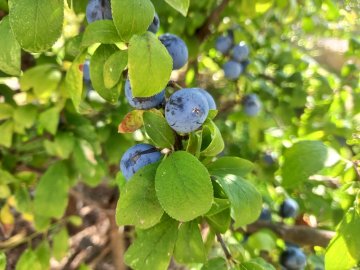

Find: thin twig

[216,233,232,261]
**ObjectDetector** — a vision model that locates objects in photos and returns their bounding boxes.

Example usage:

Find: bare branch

[246,221,335,248]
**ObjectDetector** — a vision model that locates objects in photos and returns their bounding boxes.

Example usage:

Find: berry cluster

[82,5,217,181]
[121,84,217,180]
[215,32,250,81]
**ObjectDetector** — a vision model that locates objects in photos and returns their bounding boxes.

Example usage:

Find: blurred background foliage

[0,0,359,269]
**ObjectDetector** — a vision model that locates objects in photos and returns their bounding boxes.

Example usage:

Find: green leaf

[240,258,276,270]
[72,140,104,187]
[155,151,213,222]
[52,228,69,261]
[0,103,14,120]
[206,198,230,217]
[143,111,175,149]
[201,257,227,270]
[81,20,122,48]
[16,249,41,270]
[34,242,50,270]
[44,132,75,159]
[201,120,225,157]
[164,0,190,16]
[0,252,6,270]
[20,64,62,101]
[0,17,21,76]
[0,120,14,148]
[111,0,154,42]
[15,186,32,213]
[206,208,231,233]
[34,162,69,219]
[0,169,18,185]
[128,32,172,97]
[103,50,128,89]
[116,163,164,229]
[214,174,262,228]
[207,157,254,177]
[174,221,206,264]
[8,0,64,52]
[247,230,277,252]
[13,105,38,133]
[124,216,178,270]
[281,140,328,188]
[325,208,360,270]
[65,51,87,110]
[38,107,59,135]
[90,44,122,103]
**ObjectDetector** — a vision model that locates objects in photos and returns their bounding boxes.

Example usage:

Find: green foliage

[155,151,213,222]
[90,44,122,103]
[281,140,328,188]
[124,216,178,270]
[128,32,172,97]
[0,17,21,76]
[116,163,164,229]
[111,0,155,42]
[8,0,64,52]
[143,111,175,149]
[0,0,358,269]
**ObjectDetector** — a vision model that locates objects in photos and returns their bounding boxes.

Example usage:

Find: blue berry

[159,33,188,70]
[279,198,299,218]
[259,207,272,221]
[223,60,243,80]
[124,79,165,110]
[120,144,162,180]
[243,94,261,116]
[263,152,276,165]
[231,42,249,62]
[165,88,209,133]
[195,88,217,110]
[147,13,160,34]
[215,35,233,54]
[86,0,112,23]
[280,247,307,270]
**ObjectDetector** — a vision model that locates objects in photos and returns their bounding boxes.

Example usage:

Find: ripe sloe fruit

[215,35,233,54]
[159,33,188,70]
[147,13,160,34]
[223,60,243,80]
[124,79,165,109]
[165,88,209,133]
[86,0,112,23]
[232,42,249,62]
[280,247,307,270]
[243,94,261,116]
[120,144,162,180]
[279,198,299,218]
